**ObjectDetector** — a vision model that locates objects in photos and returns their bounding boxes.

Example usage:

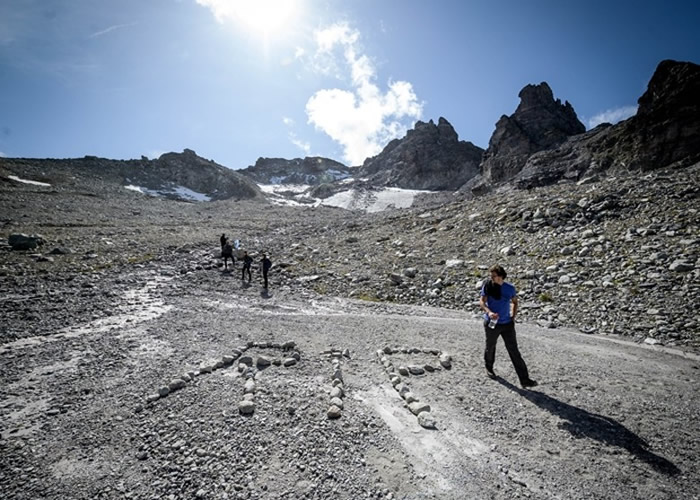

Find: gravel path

[1,265,698,499]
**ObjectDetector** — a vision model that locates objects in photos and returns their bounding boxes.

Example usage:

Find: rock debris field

[1,165,700,499]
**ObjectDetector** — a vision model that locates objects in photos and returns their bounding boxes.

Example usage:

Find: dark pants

[223,256,234,269]
[262,269,269,288]
[484,321,530,383]
[242,265,251,282]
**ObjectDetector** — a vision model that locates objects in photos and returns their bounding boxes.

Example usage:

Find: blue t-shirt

[480,281,516,324]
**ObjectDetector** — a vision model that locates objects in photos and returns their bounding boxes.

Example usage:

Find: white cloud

[283,117,311,155]
[587,105,638,129]
[290,134,311,155]
[88,22,137,39]
[304,22,423,165]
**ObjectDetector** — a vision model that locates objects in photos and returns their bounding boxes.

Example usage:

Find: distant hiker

[261,254,272,289]
[222,239,235,270]
[220,233,227,254]
[479,264,537,388]
[242,251,253,282]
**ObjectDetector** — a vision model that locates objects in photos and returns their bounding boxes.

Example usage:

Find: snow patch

[7,175,51,187]
[123,184,211,202]
[321,187,430,213]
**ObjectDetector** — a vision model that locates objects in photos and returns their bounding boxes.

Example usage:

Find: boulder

[9,233,46,250]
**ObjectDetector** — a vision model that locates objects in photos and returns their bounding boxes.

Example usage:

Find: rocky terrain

[1,166,699,498]
[1,57,699,499]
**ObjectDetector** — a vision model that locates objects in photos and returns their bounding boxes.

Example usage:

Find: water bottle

[488,317,498,329]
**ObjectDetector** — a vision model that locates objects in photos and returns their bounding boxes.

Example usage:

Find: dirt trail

[1,272,698,499]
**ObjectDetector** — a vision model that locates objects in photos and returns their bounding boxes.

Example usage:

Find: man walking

[260,254,272,289]
[479,264,537,388]
[241,251,253,282]
[221,239,235,271]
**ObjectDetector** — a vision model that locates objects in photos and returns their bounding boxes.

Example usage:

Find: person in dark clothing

[241,251,253,282]
[261,254,272,289]
[220,233,227,252]
[221,239,235,270]
[479,264,538,388]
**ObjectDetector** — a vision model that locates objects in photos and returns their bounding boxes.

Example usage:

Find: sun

[228,0,302,39]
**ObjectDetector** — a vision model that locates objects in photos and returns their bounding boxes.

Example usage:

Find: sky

[1,0,699,169]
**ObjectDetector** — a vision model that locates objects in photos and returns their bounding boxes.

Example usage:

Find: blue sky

[1,0,699,168]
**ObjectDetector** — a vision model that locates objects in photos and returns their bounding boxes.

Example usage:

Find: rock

[408,402,431,415]
[48,247,72,255]
[327,405,342,419]
[244,379,256,394]
[168,379,186,391]
[9,233,46,250]
[402,392,418,404]
[256,356,272,367]
[439,354,452,369]
[330,397,344,409]
[158,386,170,397]
[407,365,425,375]
[417,411,437,429]
[330,386,344,399]
[238,400,255,415]
[403,268,417,278]
[388,273,403,285]
[283,357,297,367]
[669,260,694,272]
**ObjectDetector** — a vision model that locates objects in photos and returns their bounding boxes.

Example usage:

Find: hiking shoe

[521,379,538,388]
[486,368,496,379]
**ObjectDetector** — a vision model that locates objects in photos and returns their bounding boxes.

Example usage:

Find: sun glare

[231,0,301,39]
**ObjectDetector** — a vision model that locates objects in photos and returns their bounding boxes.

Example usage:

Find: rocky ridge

[238,157,351,186]
[357,117,484,191]
[514,60,700,188]
[0,149,261,202]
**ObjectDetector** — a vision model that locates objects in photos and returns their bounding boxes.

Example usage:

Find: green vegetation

[355,292,382,302]
[127,253,155,265]
[538,292,554,302]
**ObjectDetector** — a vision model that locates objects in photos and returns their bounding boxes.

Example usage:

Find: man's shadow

[495,377,680,476]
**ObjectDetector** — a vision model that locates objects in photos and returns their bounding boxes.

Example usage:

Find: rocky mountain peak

[238,156,351,185]
[514,59,700,189]
[479,82,585,184]
[516,82,554,110]
[358,117,483,191]
[637,59,700,117]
